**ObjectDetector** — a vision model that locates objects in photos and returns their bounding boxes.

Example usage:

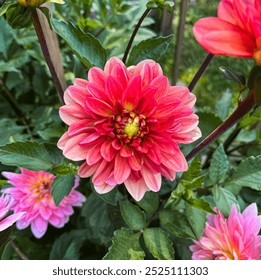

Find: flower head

[2,169,85,238]
[57,57,201,201]
[190,203,261,260]
[193,0,261,64]
[17,0,64,7]
[0,194,25,232]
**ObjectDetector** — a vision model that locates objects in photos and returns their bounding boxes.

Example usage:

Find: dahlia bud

[17,0,64,7]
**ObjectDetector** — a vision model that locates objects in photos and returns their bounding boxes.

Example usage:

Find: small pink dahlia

[0,194,25,232]
[190,203,261,260]
[57,57,201,201]
[2,169,86,238]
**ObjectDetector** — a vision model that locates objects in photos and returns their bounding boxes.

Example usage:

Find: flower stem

[122,8,151,64]
[11,241,29,260]
[186,88,256,161]
[188,53,214,91]
[31,9,64,104]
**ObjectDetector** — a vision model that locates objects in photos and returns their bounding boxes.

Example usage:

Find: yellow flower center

[114,111,148,143]
[124,121,139,137]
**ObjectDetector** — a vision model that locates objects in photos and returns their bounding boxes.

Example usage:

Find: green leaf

[213,186,238,217]
[159,210,198,240]
[143,228,174,260]
[49,230,88,260]
[219,66,246,85]
[0,141,61,171]
[0,17,15,59]
[136,191,159,213]
[51,174,75,207]
[186,205,206,240]
[197,111,222,139]
[81,192,115,246]
[184,196,216,214]
[103,228,145,260]
[227,155,261,191]
[209,144,228,184]
[120,201,146,230]
[97,187,124,206]
[182,156,202,182]
[215,90,233,121]
[52,19,107,69]
[0,2,15,17]
[127,35,173,65]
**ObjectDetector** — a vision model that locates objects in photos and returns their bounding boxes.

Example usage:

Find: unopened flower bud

[17,0,64,7]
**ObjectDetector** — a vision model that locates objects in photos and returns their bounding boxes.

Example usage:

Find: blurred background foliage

[0,0,260,260]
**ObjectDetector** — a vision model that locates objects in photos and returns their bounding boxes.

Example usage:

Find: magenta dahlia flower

[0,194,25,232]
[190,203,261,260]
[193,0,261,64]
[2,169,85,238]
[57,57,201,201]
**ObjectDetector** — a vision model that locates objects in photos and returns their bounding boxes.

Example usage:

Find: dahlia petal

[114,153,131,184]
[78,161,98,178]
[193,18,255,56]
[59,104,88,125]
[39,205,52,220]
[49,215,64,228]
[86,82,109,103]
[16,218,31,230]
[67,85,89,106]
[92,160,114,185]
[94,183,115,195]
[62,133,91,161]
[120,145,133,158]
[122,75,142,111]
[86,144,103,165]
[111,62,129,88]
[161,150,188,172]
[140,168,161,192]
[67,119,95,136]
[124,177,149,201]
[150,75,169,100]
[0,212,25,232]
[86,97,113,117]
[31,216,48,238]
[79,132,100,145]
[74,78,88,88]
[105,76,124,104]
[203,30,255,57]
[128,153,143,171]
[88,67,107,88]
[218,0,238,25]
[100,140,116,161]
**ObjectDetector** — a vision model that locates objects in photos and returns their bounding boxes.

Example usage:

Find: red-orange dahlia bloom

[57,57,201,201]
[193,0,261,64]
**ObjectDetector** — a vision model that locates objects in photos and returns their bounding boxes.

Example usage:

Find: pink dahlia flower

[0,194,25,232]
[190,203,261,260]
[57,57,201,201]
[193,0,261,64]
[2,169,86,238]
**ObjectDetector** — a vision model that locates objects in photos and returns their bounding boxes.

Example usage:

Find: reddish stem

[186,89,256,161]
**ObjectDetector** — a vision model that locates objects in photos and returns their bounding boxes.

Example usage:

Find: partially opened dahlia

[190,204,261,260]
[57,57,201,201]
[2,169,85,238]
[0,194,25,232]
[193,0,261,64]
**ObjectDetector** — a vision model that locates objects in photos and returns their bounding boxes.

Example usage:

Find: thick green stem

[188,53,214,91]
[122,8,151,64]
[186,89,256,161]
[32,9,64,104]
